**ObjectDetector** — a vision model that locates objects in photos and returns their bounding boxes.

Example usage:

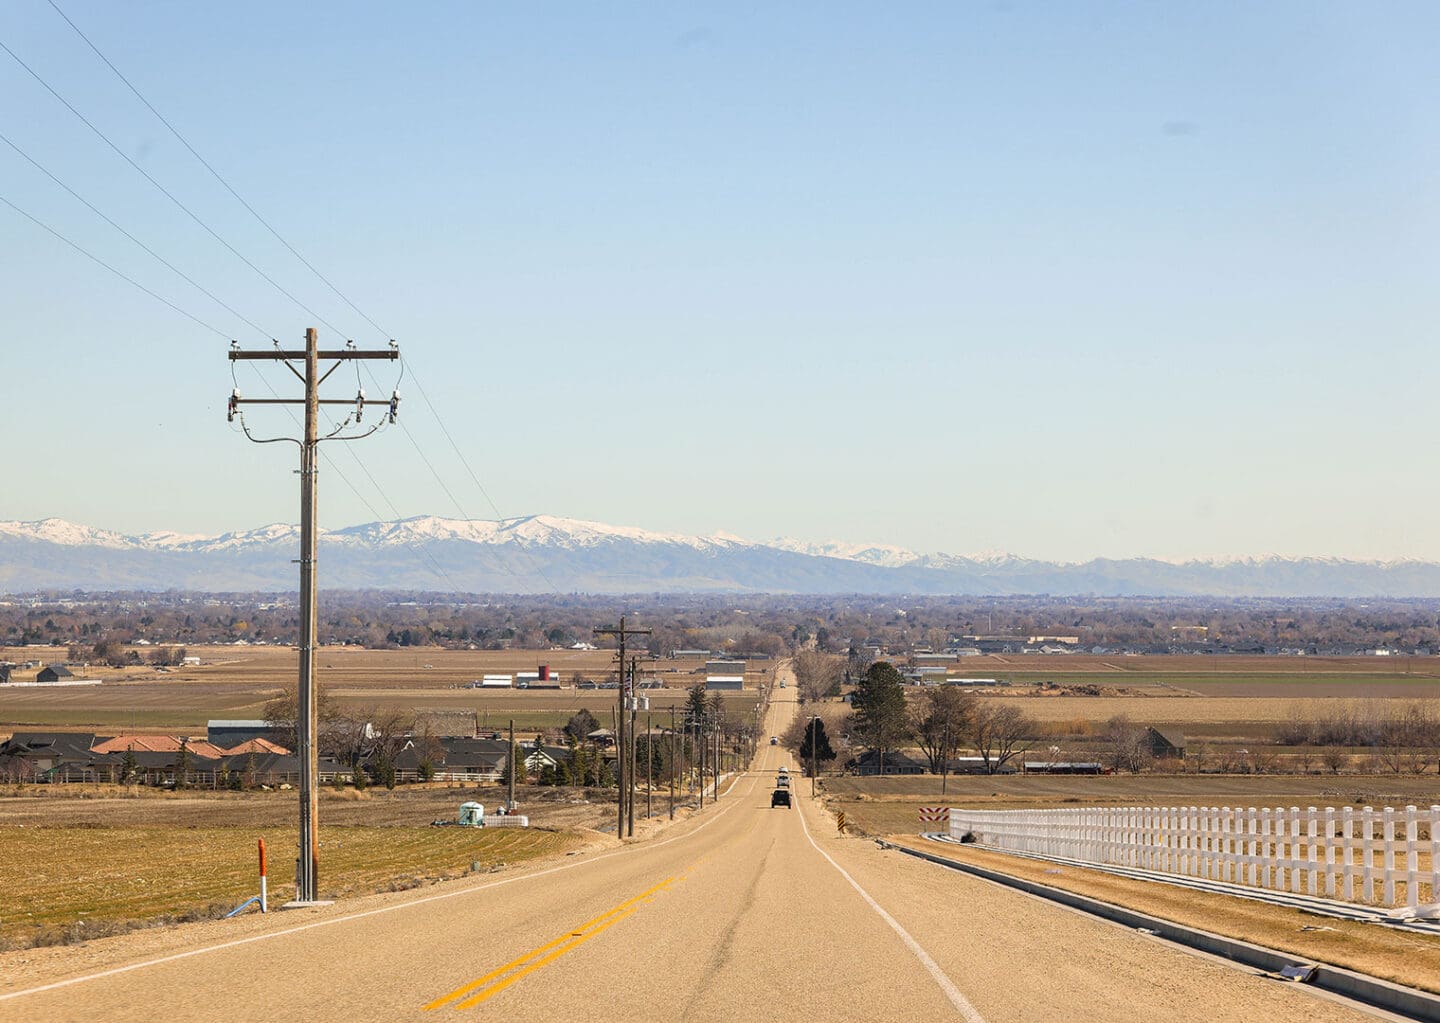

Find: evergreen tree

[850,662,911,772]
[798,718,837,765]
[120,746,138,785]
[174,740,191,789]
[683,684,709,729]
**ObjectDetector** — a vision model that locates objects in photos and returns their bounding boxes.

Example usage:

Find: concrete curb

[880,839,1440,1023]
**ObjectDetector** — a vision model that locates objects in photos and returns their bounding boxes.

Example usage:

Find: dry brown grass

[0,785,600,949]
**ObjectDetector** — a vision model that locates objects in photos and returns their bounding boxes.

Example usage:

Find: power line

[38,5,540,541]
[0,130,270,338]
[0,36,349,337]
[44,0,389,339]
[37,5,563,593]
[0,190,231,339]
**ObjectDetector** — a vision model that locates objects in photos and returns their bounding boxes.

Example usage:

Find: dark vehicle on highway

[771,788,791,808]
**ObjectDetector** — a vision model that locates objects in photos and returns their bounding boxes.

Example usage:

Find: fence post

[1382,807,1397,906]
[1324,807,1336,898]
[1362,806,1375,903]
[1306,807,1319,895]
[1405,806,1419,908]
[1431,806,1440,909]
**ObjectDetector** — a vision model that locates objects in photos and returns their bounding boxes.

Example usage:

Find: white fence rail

[949,804,1440,909]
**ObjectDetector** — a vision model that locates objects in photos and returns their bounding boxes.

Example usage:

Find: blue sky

[2,2,1437,561]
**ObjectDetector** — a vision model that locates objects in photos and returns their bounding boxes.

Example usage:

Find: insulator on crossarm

[355,388,366,421]
[388,390,401,423]
[227,388,241,422]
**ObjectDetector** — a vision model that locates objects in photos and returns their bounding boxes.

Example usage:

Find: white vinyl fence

[949,804,1440,909]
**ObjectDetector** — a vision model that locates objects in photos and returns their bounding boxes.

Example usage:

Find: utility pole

[508,719,516,811]
[668,704,677,821]
[229,328,397,906]
[593,617,649,838]
[646,709,653,821]
[627,655,638,837]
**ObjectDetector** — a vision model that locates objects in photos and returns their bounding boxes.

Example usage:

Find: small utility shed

[1145,727,1186,759]
[36,664,76,684]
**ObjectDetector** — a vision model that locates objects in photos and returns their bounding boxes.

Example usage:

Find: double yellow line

[425,875,679,1011]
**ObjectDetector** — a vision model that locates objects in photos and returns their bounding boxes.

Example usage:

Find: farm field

[0,784,604,949]
[0,644,765,735]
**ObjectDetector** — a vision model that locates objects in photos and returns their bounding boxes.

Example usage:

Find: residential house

[847,749,928,776]
[1144,727,1187,760]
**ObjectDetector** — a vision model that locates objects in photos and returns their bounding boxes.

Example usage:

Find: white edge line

[0,777,752,1004]
[797,800,987,1023]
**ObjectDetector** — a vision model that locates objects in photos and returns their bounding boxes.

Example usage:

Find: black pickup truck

[770,787,791,808]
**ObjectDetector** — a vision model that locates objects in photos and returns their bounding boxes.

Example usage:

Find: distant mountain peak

[1,515,1437,596]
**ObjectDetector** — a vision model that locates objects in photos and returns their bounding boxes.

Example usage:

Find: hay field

[0,645,763,734]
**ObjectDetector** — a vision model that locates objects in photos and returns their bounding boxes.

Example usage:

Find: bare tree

[1103,714,1151,774]
[911,686,975,775]
[792,650,843,704]
[968,702,1034,775]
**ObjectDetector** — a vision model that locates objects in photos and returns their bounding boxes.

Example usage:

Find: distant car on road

[771,788,791,808]
[769,736,778,745]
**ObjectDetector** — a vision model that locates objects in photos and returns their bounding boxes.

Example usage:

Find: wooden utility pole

[646,709,653,821]
[228,328,397,905]
[593,617,649,838]
[668,704,677,821]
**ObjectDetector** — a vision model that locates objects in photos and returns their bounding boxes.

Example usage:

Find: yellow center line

[424,875,679,1011]
[452,907,641,1009]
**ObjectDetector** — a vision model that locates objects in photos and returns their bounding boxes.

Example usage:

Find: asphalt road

[1,687,1383,1023]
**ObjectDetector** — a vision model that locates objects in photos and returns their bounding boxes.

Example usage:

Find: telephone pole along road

[1,680,1380,1023]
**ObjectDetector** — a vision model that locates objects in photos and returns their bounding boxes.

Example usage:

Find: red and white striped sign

[918,807,950,823]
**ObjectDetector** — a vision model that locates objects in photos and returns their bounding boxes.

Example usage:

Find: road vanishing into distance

[1,686,1382,1023]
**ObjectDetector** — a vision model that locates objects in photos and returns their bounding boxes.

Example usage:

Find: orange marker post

[258,837,268,913]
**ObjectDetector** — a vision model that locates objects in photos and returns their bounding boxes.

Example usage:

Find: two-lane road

[2,686,1379,1022]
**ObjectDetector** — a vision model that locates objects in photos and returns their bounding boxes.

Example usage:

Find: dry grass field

[0,784,605,949]
[0,645,765,734]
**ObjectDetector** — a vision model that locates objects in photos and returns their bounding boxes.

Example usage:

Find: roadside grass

[0,824,579,950]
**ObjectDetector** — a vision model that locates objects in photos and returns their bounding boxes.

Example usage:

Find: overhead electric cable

[0,37,349,337]
[1,191,231,339]
[40,4,562,594]
[0,130,270,337]
[45,0,390,339]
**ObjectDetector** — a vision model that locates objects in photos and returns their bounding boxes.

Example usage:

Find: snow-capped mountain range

[2,515,1440,596]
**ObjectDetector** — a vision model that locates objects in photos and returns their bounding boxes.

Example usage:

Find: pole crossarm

[229,350,399,360]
